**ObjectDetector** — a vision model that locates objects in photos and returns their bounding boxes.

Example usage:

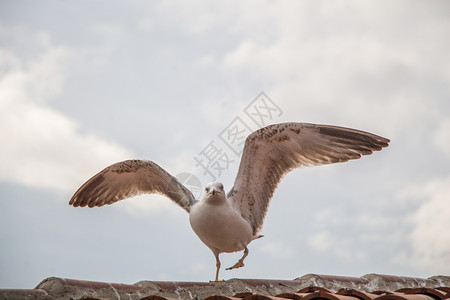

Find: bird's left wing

[228,122,390,235]
[69,160,197,212]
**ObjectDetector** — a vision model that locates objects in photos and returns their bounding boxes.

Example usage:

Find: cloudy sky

[1,0,449,289]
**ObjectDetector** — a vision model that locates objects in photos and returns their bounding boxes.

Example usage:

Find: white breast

[189,199,253,253]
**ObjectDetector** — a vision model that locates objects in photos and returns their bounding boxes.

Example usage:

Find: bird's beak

[209,187,220,196]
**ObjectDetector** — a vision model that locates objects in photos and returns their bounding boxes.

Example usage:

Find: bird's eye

[205,187,209,192]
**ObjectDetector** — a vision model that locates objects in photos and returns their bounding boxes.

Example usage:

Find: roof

[1,274,449,300]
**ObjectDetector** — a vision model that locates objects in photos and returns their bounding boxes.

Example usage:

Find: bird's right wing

[69,160,197,212]
[228,122,390,235]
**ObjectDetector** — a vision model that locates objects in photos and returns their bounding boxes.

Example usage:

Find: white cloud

[225,33,423,133]
[307,230,369,263]
[260,240,294,260]
[307,231,332,253]
[215,2,448,140]
[0,30,133,194]
[0,27,198,214]
[403,177,450,274]
[114,194,184,215]
[434,118,450,160]
[154,1,236,36]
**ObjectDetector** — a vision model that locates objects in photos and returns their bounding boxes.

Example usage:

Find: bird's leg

[213,254,221,282]
[226,246,248,270]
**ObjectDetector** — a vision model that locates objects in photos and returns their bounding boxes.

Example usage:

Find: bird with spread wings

[69,122,390,281]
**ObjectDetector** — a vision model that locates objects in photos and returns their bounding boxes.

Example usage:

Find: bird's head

[201,182,226,204]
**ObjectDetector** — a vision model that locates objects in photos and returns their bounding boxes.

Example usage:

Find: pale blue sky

[1,0,449,288]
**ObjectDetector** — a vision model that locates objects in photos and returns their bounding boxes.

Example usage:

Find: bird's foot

[226,260,245,270]
[209,279,225,283]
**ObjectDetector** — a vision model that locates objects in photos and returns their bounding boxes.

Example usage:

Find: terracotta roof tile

[337,288,380,300]
[203,296,243,300]
[1,274,448,300]
[396,288,448,300]
[374,292,435,300]
[0,288,48,299]
[140,296,178,300]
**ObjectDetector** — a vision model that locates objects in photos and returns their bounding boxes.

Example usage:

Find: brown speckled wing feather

[228,122,390,235]
[69,160,196,212]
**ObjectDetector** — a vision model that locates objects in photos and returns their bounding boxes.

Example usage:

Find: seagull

[69,122,389,281]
